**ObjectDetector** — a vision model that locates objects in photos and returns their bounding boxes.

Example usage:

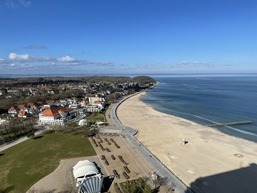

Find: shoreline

[117,92,257,192]
[141,92,257,142]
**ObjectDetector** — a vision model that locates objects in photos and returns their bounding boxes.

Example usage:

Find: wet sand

[117,92,257,192]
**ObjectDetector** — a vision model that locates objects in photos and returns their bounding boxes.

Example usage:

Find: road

[109,93,192,193]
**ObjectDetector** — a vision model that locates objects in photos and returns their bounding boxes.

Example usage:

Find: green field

[0,131,96,193]
[87,112,106,122]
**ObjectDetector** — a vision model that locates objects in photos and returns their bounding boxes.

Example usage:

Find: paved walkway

[0,130,43,152]
[110,93,192,193]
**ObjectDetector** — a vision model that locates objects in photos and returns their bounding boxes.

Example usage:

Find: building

[86,105,102,113]
[38,106,69,125]
[0,118,7,125]
[86,97,105,112]
[73,160,103,193]
[18,108,27,118]
[88,97,105,106]
[8,106,19,115]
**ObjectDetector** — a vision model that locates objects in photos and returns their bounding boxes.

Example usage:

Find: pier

[207,121,253,127]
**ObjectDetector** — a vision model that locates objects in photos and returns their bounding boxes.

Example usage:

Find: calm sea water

[142,75,257,142]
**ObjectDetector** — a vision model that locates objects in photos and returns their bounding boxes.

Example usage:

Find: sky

[0,0,257,75]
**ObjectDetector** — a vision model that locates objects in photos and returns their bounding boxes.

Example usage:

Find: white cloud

[19,0,31,7]
[9,53,29,60]
[5,0,17,8]
[57,55,76,62]
[4,0,31,8]
[1,52,119,74]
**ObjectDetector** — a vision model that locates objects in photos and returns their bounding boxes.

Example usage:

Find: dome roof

[73,160,102,193]
[73,166,99,178]
[78,119,87,126]
[73,160,95,172]
[73,160,99,179]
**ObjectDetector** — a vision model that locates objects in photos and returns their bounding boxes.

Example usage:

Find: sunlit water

[142,75,257,142]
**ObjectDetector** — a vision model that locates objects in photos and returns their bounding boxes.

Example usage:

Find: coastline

[117,92,257,192]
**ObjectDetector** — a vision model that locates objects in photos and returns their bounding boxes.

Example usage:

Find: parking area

[89,134,155,192]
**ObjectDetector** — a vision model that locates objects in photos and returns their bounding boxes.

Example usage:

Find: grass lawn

[87,112,106,122]
[0,131,96,193]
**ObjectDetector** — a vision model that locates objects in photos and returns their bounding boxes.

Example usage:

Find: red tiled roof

[18,109,26,116]
[93,100,102,105]
[41,106,68,117]
[8,106,16,112]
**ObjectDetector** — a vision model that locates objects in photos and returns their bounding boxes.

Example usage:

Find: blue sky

[0,0,256,75]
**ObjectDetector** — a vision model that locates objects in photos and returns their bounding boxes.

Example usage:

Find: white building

[38,106,68,125]
[0,118,7,125]
[73,160,103,193]
[88,97,105,106]
[87,97,105,112]
[86,105,102,113]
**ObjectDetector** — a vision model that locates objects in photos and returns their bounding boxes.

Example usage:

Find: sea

[142,75,257,142]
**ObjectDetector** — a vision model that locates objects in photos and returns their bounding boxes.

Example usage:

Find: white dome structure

[78,119,88,126]
[74,165,99,179]
[73,160,95,172]
[73,160,102,193]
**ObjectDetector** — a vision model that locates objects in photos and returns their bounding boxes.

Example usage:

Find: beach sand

[117,92,257,193]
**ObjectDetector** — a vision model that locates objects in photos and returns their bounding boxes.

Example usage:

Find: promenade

[109,93,191,193]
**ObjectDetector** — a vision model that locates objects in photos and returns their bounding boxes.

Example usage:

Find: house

[80,100,88,107]
[15,104,29,118]
[8,107,19,115]
[38,106,69,125]
[0,118,7,125]
[93,100,104,110]
[87,97,105,112]
[18,108,27,118]
[88,97,105,105]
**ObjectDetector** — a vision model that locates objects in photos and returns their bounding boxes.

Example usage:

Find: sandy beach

[117,92,257,193]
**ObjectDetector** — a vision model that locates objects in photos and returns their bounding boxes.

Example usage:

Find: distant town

[0,76,156,145]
